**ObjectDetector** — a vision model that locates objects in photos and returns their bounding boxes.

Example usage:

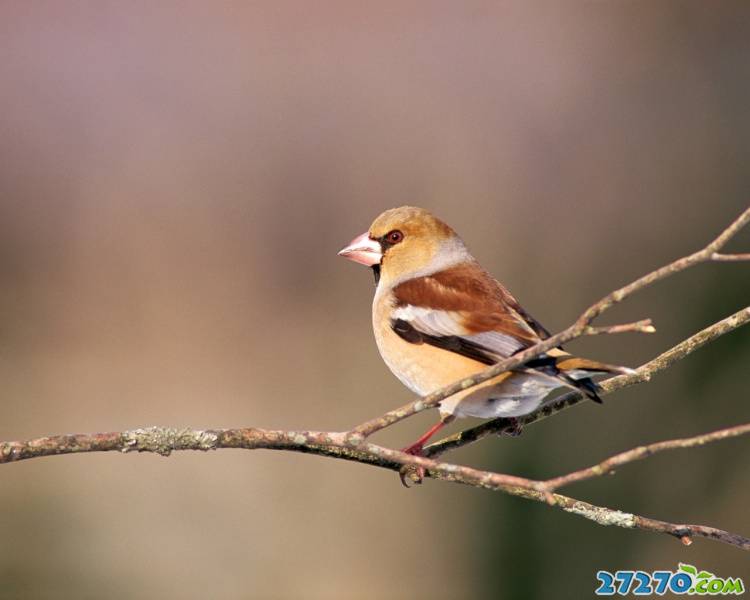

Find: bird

[338,206,632,481]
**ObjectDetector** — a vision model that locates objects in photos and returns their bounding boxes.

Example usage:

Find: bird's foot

[500,417,524,437]
[399,442,427,487]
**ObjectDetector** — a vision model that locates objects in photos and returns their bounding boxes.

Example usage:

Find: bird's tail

[523,348,635,404]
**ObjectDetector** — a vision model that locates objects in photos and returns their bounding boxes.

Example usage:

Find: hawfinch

[338,206,630,460]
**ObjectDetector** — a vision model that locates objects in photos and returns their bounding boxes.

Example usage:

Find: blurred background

[0,1,748,598]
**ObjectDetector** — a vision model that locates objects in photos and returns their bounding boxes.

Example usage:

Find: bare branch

[585,318,656,335]
[541,422,750,492]
[1,306,748,550]
[1,422,748,550]
[360,442,750,550]
[712,252,750,262]
[549,496,750,551]
[0,428,347,463]
[0,210,748,552]
[350,207,750,441]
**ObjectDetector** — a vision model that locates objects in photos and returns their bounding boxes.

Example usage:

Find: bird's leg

[401,418,452,455]
[399,414,455,486]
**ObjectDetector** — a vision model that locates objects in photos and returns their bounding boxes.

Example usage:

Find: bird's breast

[372,289,488,397]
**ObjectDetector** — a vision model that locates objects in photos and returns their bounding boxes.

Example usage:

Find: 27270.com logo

[595,563,745,596]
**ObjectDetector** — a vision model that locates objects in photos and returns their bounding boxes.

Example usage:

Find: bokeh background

[1,2,748,598]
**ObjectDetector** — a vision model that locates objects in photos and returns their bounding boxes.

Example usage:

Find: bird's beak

[337,231,382,267]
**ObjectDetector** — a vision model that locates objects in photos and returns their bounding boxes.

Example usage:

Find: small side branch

[541,422,750,492]
[585,319,655,336]
[711,252,750,262]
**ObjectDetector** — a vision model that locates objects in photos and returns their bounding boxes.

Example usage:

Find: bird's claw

[399,443,427,487]
[399,464,425,487]
[500,417,524,437]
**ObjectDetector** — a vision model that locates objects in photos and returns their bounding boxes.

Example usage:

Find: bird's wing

[390,262,546,364]
[390,262,625,403]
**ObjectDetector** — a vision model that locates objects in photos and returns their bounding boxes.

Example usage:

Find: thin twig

[586,319,655,336]
[541,422,750,492]
[711,252,750,262]
[350,207,750,442]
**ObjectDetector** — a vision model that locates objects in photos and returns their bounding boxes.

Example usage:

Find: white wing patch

[392,304,526,358]
[464,331,526,357]
[392,305,469,336]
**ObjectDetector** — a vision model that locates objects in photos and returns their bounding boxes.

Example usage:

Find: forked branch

[0,207,748,551]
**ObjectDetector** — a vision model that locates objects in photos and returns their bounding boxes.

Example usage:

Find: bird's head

[338,206,470,286]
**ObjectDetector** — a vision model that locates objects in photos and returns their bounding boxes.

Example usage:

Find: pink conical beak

[337,232,382,267]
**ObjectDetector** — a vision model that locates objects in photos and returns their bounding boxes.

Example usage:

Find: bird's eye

[385,230,404,244]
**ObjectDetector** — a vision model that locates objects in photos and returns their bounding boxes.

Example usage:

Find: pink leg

[401,419,451,456]
[399,415,455,486]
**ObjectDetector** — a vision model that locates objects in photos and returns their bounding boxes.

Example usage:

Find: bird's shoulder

[391,261,549,345]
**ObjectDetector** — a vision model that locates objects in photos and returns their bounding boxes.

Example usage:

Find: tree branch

[1,208,748,551]
[711,252,750,262]
[1,420,748,550]
[541,422,750,492]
